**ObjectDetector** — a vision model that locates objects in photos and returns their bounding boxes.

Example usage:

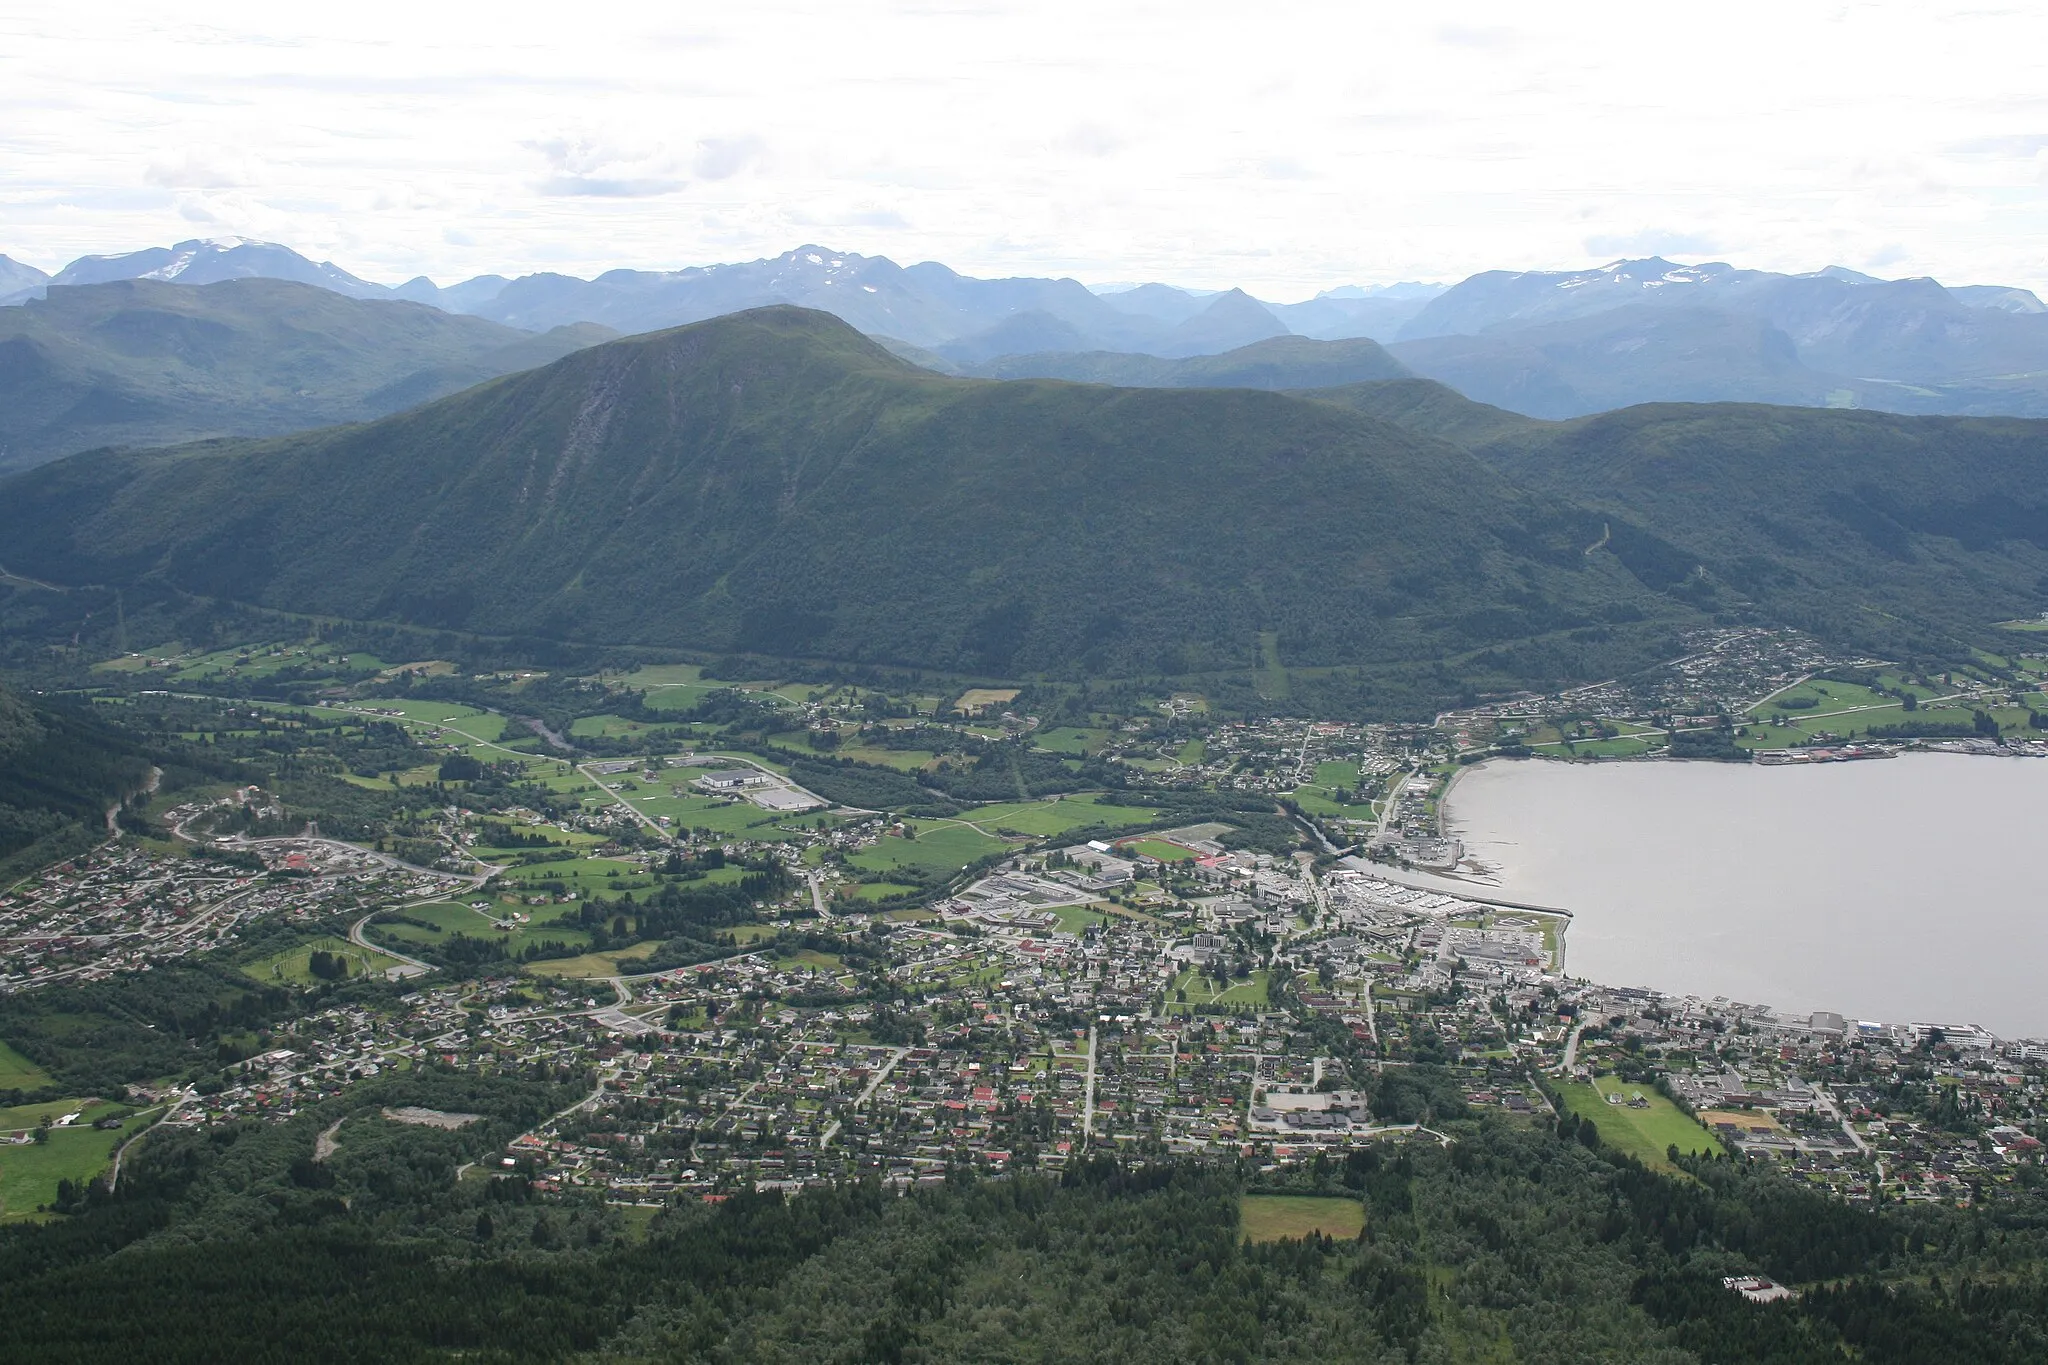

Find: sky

[6,1,2048,299]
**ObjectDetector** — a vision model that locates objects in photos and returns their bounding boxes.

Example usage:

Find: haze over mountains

[10,236,2048,426]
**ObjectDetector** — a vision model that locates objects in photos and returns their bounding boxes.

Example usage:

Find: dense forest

[3,1066,2047,1363]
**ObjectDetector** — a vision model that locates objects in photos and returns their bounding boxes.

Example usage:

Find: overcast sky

[6,1,2048,298]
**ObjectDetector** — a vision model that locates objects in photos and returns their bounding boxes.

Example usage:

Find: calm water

[1438,754,2048,1038]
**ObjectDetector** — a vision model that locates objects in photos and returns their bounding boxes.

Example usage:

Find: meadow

[1556,1077,1722,1170]
[1239,1194,1365,1243]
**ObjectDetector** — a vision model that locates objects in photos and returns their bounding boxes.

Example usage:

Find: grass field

[850,822,1009,876]
[368,900,592,956]
[959,796,1158,838]
[1052,904,1108,934]
[1240,1194,1364,1243]
[1169,968,1270,1011]
[1032,727,1110,756]
[1557,1077,1723,1170]
[241,935,408,985]
[851,881,922,902]
[525,942,662,978]
[0,1102,153,1222]
[0,1040,53,1091]
[1122,837,1197,862]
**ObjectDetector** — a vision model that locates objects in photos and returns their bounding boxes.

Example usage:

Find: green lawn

[1052,904,1108,934]
[0,1103,153,1222]
[850,822,1008,876]
[1240,1194,1364,1243]
[851,881,922,902]
[241,935,408,986]
[0,1040,53,1091]
[1123,838,1198,862]
[367,900,593,956]
[958,796,1159,838]
[1032,727,1110,756]
[1556,1078,1722,1170]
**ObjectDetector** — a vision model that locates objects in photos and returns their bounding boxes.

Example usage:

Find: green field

[1556,1078,1722,1170]
[1032,727,1110,756]
[1170,968,1270,1011]
[851,881,922,902]
[1123,838,1197,862]
[851,822,1009,876]
[1052,904,1108,934]
[0,1040,53,1091]
[524,942,663,979]
[241,935,408,985]
[367,900,593,956]
[1239,1194,1364,1243]
[0,1102,154,1222]
[958,795,1158,838]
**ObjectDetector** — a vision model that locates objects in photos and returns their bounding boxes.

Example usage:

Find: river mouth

[1438,753,2048,1038]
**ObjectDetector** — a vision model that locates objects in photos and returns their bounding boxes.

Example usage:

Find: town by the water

[8,624,2048,1219]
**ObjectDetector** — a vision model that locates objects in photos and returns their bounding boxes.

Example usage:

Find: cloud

[527,136,689,197]
[693,136,765,180]
[1584,230,1723,260]
[145,149,251,189]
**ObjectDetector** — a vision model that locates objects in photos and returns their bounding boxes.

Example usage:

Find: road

[1560,1021,1588,1072]
[808,870,830,917]
[821,1045,910,1146]
[1081,1024,1099,1143]
[350,909,435,977]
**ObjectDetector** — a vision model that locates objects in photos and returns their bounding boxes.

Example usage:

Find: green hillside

[971,334,1411,389]
[1470,403,2048,654]
[0,307,1693,683]
[0,278,610,470]
[0,686,154,884]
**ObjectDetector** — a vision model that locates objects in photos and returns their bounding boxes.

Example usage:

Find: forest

[2,1064,2047,1363]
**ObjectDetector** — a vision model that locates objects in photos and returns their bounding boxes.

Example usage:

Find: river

[1436,754,2048,1038]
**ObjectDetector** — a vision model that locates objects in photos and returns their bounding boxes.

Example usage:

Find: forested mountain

[1301,377,2048,656]
[0,306,1696,684]
[0,278,611,471]
[4,305,2048,682]
[0,684,154,882]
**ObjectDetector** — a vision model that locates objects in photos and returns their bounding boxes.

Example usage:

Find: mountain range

[0,278,610,471]
[4,306,2047,699]
[0,307,1697,690]
[11,237,2048,421]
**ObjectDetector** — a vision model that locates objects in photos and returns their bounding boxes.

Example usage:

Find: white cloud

[0,1,2045,297]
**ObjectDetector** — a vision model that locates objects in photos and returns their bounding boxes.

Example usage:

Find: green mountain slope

[1298,377,1550,449]
[0,307,1691,681]
[0,278,611,470]
[0,685,154,883]
[970,334,1410,389]
[1469,404,2048,653]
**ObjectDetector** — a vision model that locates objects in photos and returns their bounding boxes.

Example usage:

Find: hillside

[969,335,1409,389]
[1468,404,2048,653]
[0,685,154,884]
[0,307,1692,684]
[0,278,611,471]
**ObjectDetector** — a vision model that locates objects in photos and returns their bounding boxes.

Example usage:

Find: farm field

[0,1040,53,1091]
[1556,1077,1722,1170]
[525,942,662,979]
[0,1101,153,1223]
[1032,727,1111,756]
[850,822,1008,876]
[956,796,1158,838]
[367,900,593,957]
[1239,1194,1364,1243]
